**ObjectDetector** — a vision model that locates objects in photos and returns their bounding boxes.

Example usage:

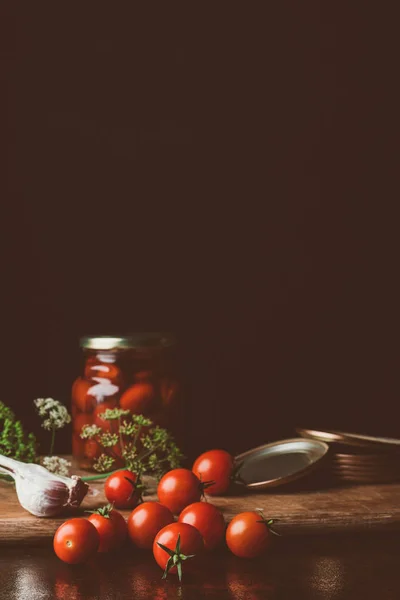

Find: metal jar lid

[296,428,400,450]
[234,438,329,490]
[80,332,175,351]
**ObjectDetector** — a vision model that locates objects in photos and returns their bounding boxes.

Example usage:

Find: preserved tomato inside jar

[119,382,156,413]
[71,377,94,413]
[71,333,183,469]
[84,357,122,384]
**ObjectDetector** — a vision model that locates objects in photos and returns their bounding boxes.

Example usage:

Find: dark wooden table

[1,532,399,599]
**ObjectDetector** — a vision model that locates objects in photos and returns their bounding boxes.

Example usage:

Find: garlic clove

[0,454,89,518]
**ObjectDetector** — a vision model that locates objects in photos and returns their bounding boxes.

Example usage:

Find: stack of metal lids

[297,428,400,484]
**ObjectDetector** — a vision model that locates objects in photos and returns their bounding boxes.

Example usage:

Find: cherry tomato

[87,513,117,553]
[179,502,225,551]
[119,383,155,414]
[72,377,94,413]
[73,413,93,435]
[157,469,202,514]
[192,449,234,496]
[87,505,127,552]
[127,502,174,549]
[109,508,128,545]
[153,522,204,581]
[53,518,99,564]
[84,358,122,384]
[104,469,142,509]
[226,511,274,558]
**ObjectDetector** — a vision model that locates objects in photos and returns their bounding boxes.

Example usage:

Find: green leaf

[157,542,175,558]
[85,503,114,518]
[162,556,174,580]
[256,513,282,536]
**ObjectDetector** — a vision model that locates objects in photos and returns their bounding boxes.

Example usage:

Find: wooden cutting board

[1,459,400,544]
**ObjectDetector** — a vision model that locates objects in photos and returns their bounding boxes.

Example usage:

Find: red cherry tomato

[84,358,122,384]
[226,511,274,558]
[157,469,202,514]
[109,508,128,545]
[119,383,155,414]
[87,513,118,553]
[153,522,204,581]
[127,502,174,549]
[104,469,141,509]
[73,413,93,435]
[179,502,225,551]
[192,449,234,496]
[53,518,99,564]
[87,506,127,552]
[72,377,94,413]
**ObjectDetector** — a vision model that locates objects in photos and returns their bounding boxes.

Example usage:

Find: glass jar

[71,333,182,469]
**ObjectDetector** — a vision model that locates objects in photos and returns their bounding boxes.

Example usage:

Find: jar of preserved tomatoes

[71,333,182,469]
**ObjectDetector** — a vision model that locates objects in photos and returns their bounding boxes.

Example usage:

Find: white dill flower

[98,433,119,448]
[80,424,102,439]
[42,456,71,477]
[34,398,71,430]
[98,408,130,421]
[93,454,115,472]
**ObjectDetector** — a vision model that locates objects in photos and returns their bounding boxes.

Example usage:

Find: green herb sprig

[80,411,184,481]
[0,401,37,463]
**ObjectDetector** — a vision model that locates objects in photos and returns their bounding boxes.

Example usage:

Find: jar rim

[79,333,175,350]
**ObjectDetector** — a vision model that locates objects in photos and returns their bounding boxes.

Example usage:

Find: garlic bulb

[0,454,89,517]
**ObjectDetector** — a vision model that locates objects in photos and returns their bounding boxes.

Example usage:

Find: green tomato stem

[81,468,124,482]
[132,424,142,452]
[118,416,125,454]
[49,426,56,457]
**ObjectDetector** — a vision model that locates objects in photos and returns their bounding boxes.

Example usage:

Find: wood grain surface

[3,533,400,599]
[1,458,400,543]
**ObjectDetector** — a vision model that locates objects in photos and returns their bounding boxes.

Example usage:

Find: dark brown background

[1,4,398,460]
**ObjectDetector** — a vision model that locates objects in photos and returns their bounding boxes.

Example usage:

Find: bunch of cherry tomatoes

[53,449,278,580]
